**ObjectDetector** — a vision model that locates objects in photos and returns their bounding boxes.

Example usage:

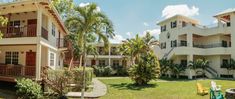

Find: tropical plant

[188,58,209,78]
[16,78,43,99]
[52,0,74,20]
[119,33,158,65]
[170,64,187,78]
[65,3,114,98]
[128,52,160,85]
[0,16,8,39]
[159,58,172,76]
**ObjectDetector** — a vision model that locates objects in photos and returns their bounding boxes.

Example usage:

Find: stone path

[66,78,107,98]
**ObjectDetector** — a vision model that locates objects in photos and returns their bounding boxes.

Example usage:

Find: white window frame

[5,51,19,65]
[52,23,56,37]
[49,51,56,67]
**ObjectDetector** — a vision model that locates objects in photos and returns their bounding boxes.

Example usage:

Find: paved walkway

[66,78,107,98]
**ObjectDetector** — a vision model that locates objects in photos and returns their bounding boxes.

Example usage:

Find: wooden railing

[56,38,68,48]
[0,25,37,38]
[0,65,35,77]
[41,27,48,40]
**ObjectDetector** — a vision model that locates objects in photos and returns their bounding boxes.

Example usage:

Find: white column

[37,9,42,36]
[108,46,111,66]
[187,33,193,47]
[187,54,193,79]
[36,44,42,80]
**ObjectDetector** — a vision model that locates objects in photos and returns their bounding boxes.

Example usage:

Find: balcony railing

[41,27,48,40]
[193,43,230,48]
[0,25,37,38]
[57,38,68,48]
[0,65,35,77]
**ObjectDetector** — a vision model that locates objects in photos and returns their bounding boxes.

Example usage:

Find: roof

[157,15,199,25]
[214,8,235,17]
[0,0,69,34]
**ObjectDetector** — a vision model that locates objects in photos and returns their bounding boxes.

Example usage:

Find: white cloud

[110,35,125,43]
[162,4,199,19]
[142,29,160,37]
[143,22,149,27]
[79,2,101,12]
[79,2,90,7]
[126,32,132,38]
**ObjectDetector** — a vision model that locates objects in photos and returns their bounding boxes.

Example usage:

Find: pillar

[187,54,193,79]
[37,9,42,36]
[108,45,111,66]
[187,33,193,47]
[36,44,42,80]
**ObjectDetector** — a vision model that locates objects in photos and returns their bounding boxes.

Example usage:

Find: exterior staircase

[205,66,218,78]
[162,47,175,59]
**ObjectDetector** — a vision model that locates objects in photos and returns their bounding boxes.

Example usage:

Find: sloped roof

[214,8,235,17]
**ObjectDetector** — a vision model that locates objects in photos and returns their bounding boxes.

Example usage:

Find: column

[36,44,42,80]
[108,45,111,66]
[187,33,193,47]
[187,54,193,79]
[37,9,42,36]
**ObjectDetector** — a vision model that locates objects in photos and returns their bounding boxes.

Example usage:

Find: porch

[0,65,35,82]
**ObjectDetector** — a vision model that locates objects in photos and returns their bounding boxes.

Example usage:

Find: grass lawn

[99,77,235,99]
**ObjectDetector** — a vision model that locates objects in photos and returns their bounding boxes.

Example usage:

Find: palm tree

[159,58,171,77]
[170,63,186,79]
[119,33,158,65]
[66,3,114,99]
[188,58,209,78]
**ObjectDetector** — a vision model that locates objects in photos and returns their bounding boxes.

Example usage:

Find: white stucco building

[157,9,235,79]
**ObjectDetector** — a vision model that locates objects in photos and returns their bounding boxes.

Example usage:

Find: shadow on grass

[109,83,158,91]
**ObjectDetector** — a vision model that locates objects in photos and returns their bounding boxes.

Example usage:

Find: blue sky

[75,0,235,42]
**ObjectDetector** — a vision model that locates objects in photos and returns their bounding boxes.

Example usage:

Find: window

[161,25,166,32]
[182,21,187,27]
[180,60,187,68]
[222,40,227,47]
[171,21,177,28]
[221,59,229,68]
[111,47,117,55]
[9,21,20,34]
[161,42,166,49]
[52,23,55,36]
[227,22,231,27]
[113,60,119,66]
[49,52,56,66]
[171,40,177,47]
[99,60,106,66]
[180,40,187,46]
[99,47,104,55]
[5,52,19,65]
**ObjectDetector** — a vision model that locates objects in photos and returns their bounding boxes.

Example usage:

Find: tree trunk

[68,57,74,70]
[79,55,83,67]
[176,74,179,79]
[81,35,87,99]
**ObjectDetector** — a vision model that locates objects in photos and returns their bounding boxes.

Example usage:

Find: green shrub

[93,66,114,76]
[16,78,42,99]
[129,52,161,85]
[112,65,128,76]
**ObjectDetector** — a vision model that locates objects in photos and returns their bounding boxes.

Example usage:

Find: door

[91,60,96,65]
[25,51,36,76]
[27,19,37,37]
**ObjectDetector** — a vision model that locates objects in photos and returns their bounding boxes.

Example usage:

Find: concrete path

[66,78,107,98]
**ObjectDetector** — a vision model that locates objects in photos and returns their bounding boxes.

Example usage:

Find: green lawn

[99,77,235,99]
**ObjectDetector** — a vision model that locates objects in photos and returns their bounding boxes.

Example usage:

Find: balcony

[193,43,230,48]
[0,25,37,38]
[57,38,68,48]
[0,65,35,78]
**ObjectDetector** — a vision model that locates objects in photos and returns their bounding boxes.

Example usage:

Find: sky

[75,0,235,43]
